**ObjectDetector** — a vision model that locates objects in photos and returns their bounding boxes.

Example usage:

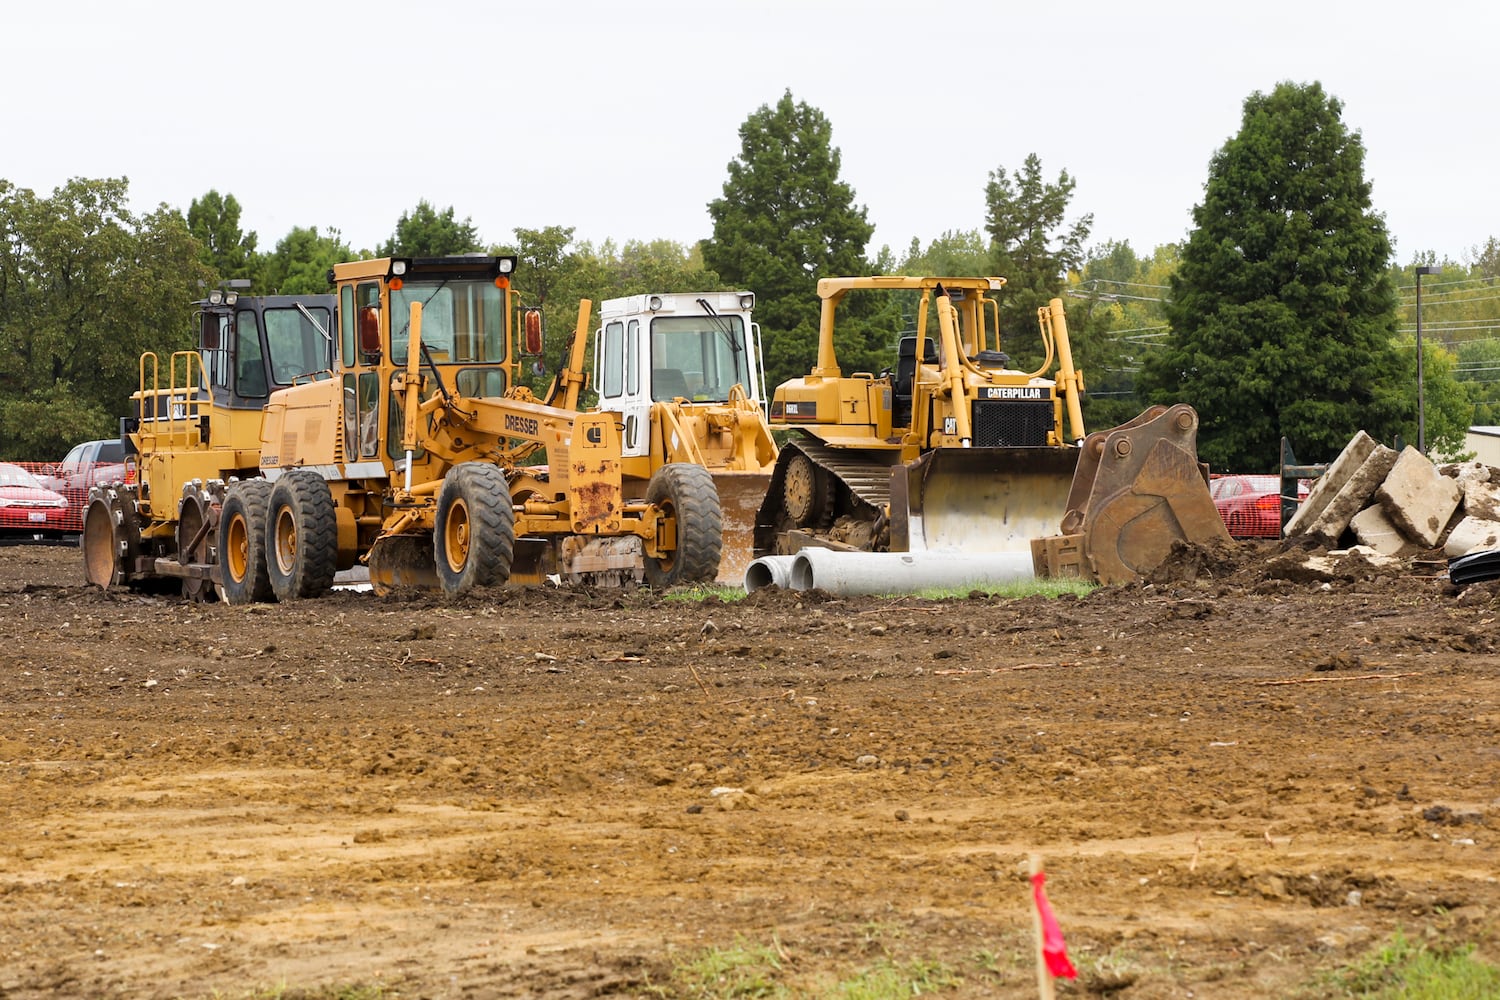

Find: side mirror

[358,306,381,355]
[200,313,221,350]
[522,308,545,355]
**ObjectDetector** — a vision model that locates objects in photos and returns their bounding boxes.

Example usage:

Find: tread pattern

[220,479,275,604]
[435,463,516,597]
[266,471,338,601]
[644,463,723,588]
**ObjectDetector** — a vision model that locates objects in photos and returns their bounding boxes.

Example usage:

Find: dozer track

[753,439,898,555]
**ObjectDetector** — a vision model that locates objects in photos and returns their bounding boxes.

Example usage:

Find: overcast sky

[4,1,1493,265]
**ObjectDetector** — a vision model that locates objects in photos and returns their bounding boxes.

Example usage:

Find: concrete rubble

[1282,432,1500,563]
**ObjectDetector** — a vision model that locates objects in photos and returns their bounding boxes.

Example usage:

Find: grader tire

[644,463,722,589]
[220,480,275,605]
[435,463,516,597]
[267,471,338,601]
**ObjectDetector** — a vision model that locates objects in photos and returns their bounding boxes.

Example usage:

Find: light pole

[1415,265,1442,454]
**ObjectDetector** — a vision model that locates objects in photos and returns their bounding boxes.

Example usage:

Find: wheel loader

[752,276,1229,585]
[84,255,723,601]
[588,291,778,584]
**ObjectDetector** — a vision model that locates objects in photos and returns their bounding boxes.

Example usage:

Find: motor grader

[588,291,778,584]
[753,276,1229,585]
[84,255,724,601]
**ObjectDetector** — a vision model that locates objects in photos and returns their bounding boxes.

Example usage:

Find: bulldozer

[753,275,1229,585]
[588,291,778,584]
[83,255,724,601]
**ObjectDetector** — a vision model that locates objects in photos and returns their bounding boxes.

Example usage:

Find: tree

[506,225,578,307]
[187,189,258,282]
[0,177,209,458]
[258,226,352,295]
[703,91,874,391]
[379,200,483,257]
[1137,81,1432,469]
[984,153,1093,367]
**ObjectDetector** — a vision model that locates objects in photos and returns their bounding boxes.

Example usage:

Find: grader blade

[712,470,772,585]
[1032,404,1229,585]
[367,534,440,595]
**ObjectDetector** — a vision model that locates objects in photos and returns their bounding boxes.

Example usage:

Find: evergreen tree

[703,91,874,391]
[186,190,257,282]
[984,154,1092,368]
[1138,81,1426,468]
[379,200,483,257]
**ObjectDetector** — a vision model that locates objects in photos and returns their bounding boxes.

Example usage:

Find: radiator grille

[972,400,1053,447]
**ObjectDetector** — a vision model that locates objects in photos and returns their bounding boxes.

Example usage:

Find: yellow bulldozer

[753,275,1229,586]
[83,255,725,601]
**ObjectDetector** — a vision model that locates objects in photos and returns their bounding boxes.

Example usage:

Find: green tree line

[2,83,1496,467]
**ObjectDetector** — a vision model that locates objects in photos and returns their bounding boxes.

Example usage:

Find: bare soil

[0,540,1496,999]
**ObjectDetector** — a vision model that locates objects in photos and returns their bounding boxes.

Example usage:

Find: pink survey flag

[1030,871,1078,979]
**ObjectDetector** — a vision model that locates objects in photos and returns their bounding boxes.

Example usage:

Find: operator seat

[892,336,937,427]
[652,368,691,401]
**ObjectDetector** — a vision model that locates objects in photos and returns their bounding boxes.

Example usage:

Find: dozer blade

[1033,404,1230,585]
[712,470,773,585]
[367,534,440,595]
[890,447,1080,554]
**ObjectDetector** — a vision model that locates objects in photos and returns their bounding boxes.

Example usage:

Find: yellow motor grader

[753,275,1229,585]
[84,255,724,601]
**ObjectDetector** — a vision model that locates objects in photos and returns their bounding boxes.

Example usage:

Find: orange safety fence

[0,460,132,537]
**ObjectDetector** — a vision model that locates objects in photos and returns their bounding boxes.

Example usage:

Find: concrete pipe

[788,548,1035,597]
[743,555,798,592]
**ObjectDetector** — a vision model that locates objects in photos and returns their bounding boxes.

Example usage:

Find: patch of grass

[662,583,747,603]
[823,957,959,998]
[906,577,1096,601]
[1321,931,1500,998]
[649,936,971,998]
[665,936,788,997]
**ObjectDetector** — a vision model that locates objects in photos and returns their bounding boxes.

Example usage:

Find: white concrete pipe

[788,547,1035,596]
[743,555,798,592]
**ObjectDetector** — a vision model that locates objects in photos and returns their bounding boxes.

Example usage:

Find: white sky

[4,1,1494,265]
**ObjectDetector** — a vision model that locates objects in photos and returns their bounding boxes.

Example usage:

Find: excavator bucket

[1032,404,1230,585]
[888,446,1079,553]
[713,470,773,585]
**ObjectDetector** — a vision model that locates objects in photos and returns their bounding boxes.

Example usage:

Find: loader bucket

[889,447,1080,554]
[1032,404,1230,585]
[713,470,773,585]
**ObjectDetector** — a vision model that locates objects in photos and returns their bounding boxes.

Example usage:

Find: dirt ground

[0,539,1496,999]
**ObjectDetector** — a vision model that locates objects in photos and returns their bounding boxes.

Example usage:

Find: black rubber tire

[435,463,516,597]
[644,463,723,588]
[220,479,275,605]
[266,471,338,601]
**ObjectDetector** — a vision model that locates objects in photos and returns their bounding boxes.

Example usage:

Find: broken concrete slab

[1376,447,1464,548]
[1284,430,1378,537]
[1304,444,1399,544]
[1444,516,1500,558]
[1445,462,1500,521]
[1350,504,1417,557]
